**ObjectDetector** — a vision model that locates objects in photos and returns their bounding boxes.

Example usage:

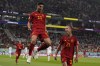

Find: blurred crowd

[7,24,29,39]
[73,31,100,52]
[0,24,100,52]
[0,28,12,48]
[0,0,100,20]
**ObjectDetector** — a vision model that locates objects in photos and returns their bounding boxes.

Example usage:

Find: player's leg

[27,44,35,63]
[37,38,51,51]
[16,51,21,63]
[27,35,37,63]
[44,38,51,46]
[37,33,51,51]
[9,52,11,57]
[67,58,72,66]
[15,52,19,63]
[61,56,67,66]
[36,53,39,59]
[23,52,25,58]
[47,54,50,61]
[10,52,12,57]
[25,53,28,58]
[15,52,18,63]
[62,62,67,66]
[34,52,38,60]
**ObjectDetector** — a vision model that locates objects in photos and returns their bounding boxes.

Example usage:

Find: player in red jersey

[27,2,51,63]
[55,25,79,66]
[15,41,24,64]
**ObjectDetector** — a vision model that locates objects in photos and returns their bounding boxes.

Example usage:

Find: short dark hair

[66,24,73,29]
[37,2,44,5]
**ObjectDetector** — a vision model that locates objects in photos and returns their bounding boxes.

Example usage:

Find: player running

[15,41,24,64]
[55,25,79,66]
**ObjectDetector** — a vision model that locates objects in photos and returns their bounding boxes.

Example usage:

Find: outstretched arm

[54,44,61,60]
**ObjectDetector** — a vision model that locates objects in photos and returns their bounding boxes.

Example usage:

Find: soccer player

[15,41,24,64]
[8,46,12,57]
[55,25,79,66]
[27,2,51,63]
[47,46,52,61]
[23,47,28,58]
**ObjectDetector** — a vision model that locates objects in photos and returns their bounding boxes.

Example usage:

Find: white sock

[29,56,32,62]
[9,54,11,57]
[48,56,50,61]
[26,54,28,59]
[37,54,38,59]
[27,56,32,63]
[34,54,38,59]
[27,56,29,62]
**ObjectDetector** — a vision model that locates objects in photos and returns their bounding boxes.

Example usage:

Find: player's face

[37,4,44,11]
[65,26,72,35]
[19,41,21,44]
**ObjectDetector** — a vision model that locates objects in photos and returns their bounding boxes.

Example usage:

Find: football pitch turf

[0,55,100,66]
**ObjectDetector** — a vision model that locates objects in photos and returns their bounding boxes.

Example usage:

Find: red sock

[38,43,49,52]
[16,56,18,63]
[29,43,35,56]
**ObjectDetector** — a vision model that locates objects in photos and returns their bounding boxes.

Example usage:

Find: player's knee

[31,40,36,44]
[49,40,52,45]
[44,38,52,46]
[48,40,52,45]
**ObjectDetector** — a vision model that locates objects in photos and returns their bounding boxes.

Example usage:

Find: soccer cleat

[27,56,32,64]
[27,62,30,64]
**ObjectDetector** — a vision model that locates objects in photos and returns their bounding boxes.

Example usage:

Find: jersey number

[66,42,70,47]
[38,16,42,20]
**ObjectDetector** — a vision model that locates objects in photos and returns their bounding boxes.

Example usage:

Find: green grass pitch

[0,55,100,66]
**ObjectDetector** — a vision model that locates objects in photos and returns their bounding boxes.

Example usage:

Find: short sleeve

[28,12,34,22]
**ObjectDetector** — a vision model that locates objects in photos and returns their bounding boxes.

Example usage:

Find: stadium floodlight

[85,28,94,31]
[3,11,7,13]
[64,17,78,21]
[46,15,51,18]
[7,21,18,24]
[13,12,18,14]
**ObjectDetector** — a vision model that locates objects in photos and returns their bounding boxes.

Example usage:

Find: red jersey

[29,11,46,33]
[60,35,78,58]
[16,43,23,50]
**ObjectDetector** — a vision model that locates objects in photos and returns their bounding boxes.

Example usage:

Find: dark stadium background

[0,0,100,60]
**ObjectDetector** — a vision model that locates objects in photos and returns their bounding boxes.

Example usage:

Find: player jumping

[27,2,52,63]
